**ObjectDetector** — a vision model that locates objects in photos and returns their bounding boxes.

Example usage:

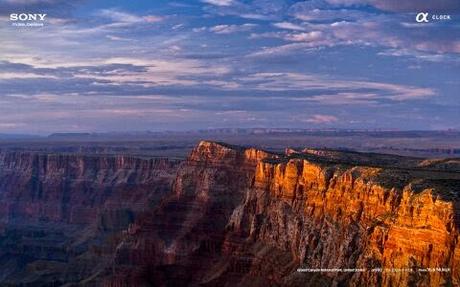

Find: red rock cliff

[0,151,178,225]
[239,154,460,287]
[107,141,460,287]
[0,150,181,285]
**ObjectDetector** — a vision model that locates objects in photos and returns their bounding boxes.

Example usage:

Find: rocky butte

[0,141,459,286]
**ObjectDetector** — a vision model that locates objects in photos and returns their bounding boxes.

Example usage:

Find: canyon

[0,151,180,285]
[0,141,459,286]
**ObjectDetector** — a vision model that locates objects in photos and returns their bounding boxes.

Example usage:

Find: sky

[0,0,459,134]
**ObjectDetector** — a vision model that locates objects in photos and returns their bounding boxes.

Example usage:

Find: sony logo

[9,13,47,21]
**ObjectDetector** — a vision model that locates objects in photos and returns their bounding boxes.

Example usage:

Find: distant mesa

[48,132,93,138]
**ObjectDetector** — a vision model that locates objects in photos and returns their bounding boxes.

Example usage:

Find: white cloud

[0,122,24,129]
[98,9,163,24]
[308,92,380,105]
[305,114,338,124]
[238,72,436,103]
[106,35,131,41]
[209,23,257,34]
[239,13,273,20]
[70,57,233,87]
[98,9,141,23]
[144,15,164,23]
[247,42,322,57]
[249,16,460,59]
[201,0,234,6]
[273,22,306,31]
[0,72,58,80]
[285,31,323,42]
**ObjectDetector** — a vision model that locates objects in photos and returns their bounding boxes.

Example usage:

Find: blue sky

[0,0,459,134]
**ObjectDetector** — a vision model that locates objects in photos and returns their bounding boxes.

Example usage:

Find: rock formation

[0,142,459,286]
[0,151,180,285]
[102,141,460,287]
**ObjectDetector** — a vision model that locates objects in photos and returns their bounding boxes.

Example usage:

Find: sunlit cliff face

[106,141,460,287]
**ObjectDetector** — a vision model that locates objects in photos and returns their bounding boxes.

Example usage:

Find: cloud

[320,0,460,12]
[97,9,163,24]
[0,55,234,97]
[209,23,257,34]
[307,92,380,105]
[0,122,25,129]
[0,58,436,108]
[272,22,306,31]
[0,72,58,80]
[0,0,82,17]
[288,1,369,22]
[368,0,460,12]
[106,35,132,41]
[0,91,209,133]
[4,0,63,3]
[200,0,285,21]
[238,72,436,103]
[250,15,460,58]
[0,0,458,132]
[377,49,457,62]
[305,114,338,124]
[247,42,319,57]
[248,30,333,54]
[201,0,234,7]
[144,15,164,23]
[285,31,324,42]
[325,0,366,5]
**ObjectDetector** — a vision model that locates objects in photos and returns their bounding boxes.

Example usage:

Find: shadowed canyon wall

[0,151,180,285]
[0,152,178,225]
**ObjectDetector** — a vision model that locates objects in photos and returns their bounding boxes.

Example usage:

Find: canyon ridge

[0,140,459,287]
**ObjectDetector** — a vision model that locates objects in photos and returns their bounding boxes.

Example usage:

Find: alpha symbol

[416,12,429,23]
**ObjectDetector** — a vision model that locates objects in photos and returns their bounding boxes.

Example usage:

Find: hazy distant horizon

[1,127,460,138]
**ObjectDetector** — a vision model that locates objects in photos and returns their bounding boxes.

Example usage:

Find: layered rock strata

[0,151,180,285]
[108,141,460,287]
[1,142,459,287]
